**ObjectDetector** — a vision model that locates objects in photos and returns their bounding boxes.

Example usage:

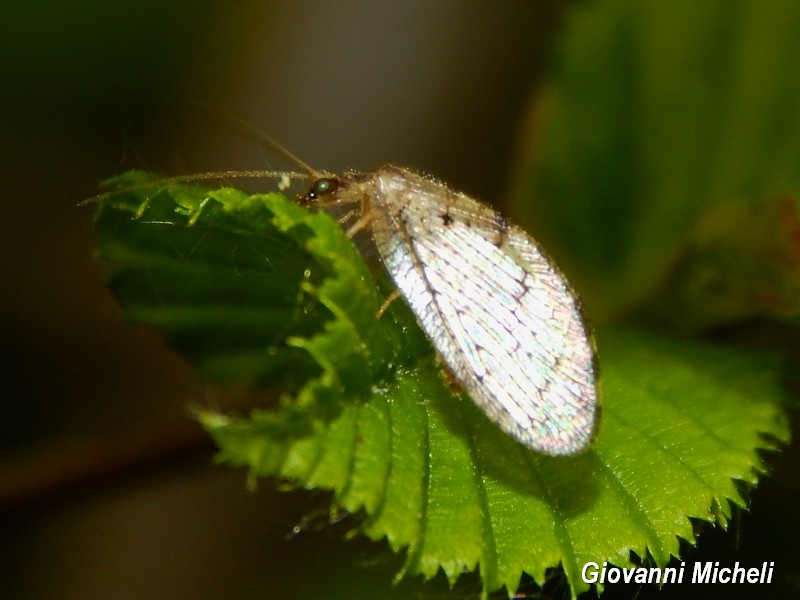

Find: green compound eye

[302,177,340,204]
[311,177,338,198]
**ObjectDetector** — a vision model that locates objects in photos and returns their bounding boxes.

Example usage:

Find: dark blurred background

[0,2,558,599]
[0,2,797,599]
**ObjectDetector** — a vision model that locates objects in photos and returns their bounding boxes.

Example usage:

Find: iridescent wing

[368,167,598,456]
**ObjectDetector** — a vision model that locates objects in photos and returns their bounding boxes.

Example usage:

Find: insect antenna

[80,169,311,206]
[81,101,330,206]
[188,99,326,178]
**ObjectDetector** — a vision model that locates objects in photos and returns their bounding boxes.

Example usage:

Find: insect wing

[369,168,598,456]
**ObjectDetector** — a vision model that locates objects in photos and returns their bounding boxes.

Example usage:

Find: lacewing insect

[300,165,599,456]
[92,136,599,456]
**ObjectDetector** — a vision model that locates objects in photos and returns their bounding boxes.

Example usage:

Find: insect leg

[375,289,402,319]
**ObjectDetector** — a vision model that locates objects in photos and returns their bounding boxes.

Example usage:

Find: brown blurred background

[0,2,560,599]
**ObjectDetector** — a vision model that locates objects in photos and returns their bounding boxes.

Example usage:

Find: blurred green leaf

[94,175,789,598]
[512,0,800,328]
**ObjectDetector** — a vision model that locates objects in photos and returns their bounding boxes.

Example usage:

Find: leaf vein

[522,452,580,586]
[593,453,666,562]
[463,403,499,590]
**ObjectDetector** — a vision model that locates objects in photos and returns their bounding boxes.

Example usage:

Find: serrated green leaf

[94,172,325,387]
[201,327,789,598]
[94,175,790,598]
